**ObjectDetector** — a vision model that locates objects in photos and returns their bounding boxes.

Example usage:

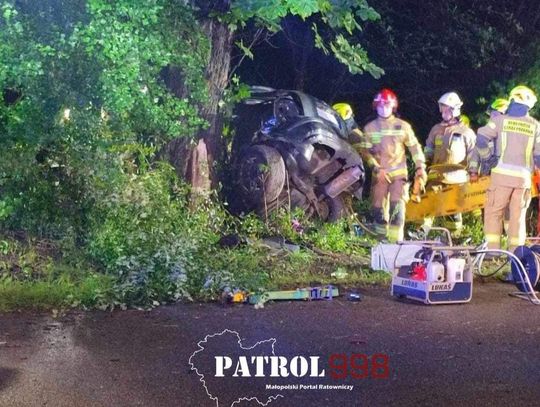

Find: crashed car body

[231,86,365,221]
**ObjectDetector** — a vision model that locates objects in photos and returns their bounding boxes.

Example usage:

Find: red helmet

[373,88,398,111]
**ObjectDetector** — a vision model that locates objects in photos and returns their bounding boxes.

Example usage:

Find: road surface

[1,281,539,406]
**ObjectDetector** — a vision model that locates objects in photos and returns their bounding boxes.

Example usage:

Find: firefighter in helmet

[489,98,510,116]
[332,102,364,150]
[470,98,509,177]
[360,88,426,242]
[423,92,476,236]
[469,85,540,252]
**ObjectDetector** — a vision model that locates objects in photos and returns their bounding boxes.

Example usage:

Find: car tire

[238,145,286,210]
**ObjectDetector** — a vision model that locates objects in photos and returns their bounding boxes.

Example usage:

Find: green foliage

[330,34,384,78]
[0,0,387,311]
[0,238,47,281]
[0,234,115,311]
[0,1,215,308]
[0,0,208,147]
[460,212,486,246]
[0,273,115,311]
[262,207,374,256]
[87,163,208,305]
[0,0,209,238]
[224,0,383,77]
[80,0,208,141]
[307,218,371,254]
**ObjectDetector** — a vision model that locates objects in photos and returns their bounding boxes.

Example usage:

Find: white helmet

[438,92,463,118]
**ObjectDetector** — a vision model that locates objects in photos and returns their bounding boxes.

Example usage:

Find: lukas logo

[402,279,418,288]
[431,283,452,291]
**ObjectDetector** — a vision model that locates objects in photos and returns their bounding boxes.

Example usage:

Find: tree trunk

[164,4,233,194]
[198,18,234,187]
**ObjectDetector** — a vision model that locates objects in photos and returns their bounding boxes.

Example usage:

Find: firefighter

[423,92,476,236]
[489,98,510,116]
[470,98,509,177]
[361,88,426,242]
[468,86,540,251]
[469,98,511,234]
[332,102,364,149]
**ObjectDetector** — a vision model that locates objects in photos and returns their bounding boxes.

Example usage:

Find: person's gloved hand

[374,167,388,183]
[469,171,479,183]
[415,167,427,182]
[480,156,498,174]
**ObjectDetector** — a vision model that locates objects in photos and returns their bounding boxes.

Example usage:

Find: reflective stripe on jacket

[476,114,540,188]
[425,121,476,167]
[361,116,425,179]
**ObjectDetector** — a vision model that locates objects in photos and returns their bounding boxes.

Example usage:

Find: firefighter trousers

[371,177,407,242]
[484,185,531,251]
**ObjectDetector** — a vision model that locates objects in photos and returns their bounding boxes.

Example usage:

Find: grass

[0,273,115,312]
[262,247,391,289]
[0,221,390,312]
[270,268,391,288]
[0,263,389,312]
[0,245,390,312]
[0,234,117,312]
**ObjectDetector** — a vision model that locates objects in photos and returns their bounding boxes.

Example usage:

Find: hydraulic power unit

[390,246,473,304]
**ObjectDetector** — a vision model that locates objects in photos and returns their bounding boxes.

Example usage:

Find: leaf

[288,0,320,19]
[235,39,254,60]
[312,24,329,54]
[356,5,380,22]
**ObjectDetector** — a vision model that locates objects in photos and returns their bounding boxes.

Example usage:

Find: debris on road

[249,285,339,306]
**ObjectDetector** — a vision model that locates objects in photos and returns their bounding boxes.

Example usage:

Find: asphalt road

[1,281,540,407]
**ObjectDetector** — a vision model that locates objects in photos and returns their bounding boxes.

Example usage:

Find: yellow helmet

[459,114,470,127]
[332,103,354,121]
[509,85,537,109]
[489,98,509,114]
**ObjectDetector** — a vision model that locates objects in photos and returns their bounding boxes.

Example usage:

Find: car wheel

[238,145,286,210]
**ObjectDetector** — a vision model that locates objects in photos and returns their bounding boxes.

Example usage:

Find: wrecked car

[230,86,365,221]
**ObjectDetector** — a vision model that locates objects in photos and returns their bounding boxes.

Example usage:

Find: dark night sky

[235,0,540,141]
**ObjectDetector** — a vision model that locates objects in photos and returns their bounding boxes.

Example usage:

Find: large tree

[182,0,383,186]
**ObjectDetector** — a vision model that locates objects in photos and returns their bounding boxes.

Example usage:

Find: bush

[0,0,208,238]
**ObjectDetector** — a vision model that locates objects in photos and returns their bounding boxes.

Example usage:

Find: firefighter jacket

[361,116,425,180]
[425,121,476,167]
[473,112,540,188]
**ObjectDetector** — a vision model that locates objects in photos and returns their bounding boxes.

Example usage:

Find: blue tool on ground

[248,285,339,305]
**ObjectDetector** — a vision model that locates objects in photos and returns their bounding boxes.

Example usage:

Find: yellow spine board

[406,175,539,221]
[406,176,487,221]
[405,170,540,222]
